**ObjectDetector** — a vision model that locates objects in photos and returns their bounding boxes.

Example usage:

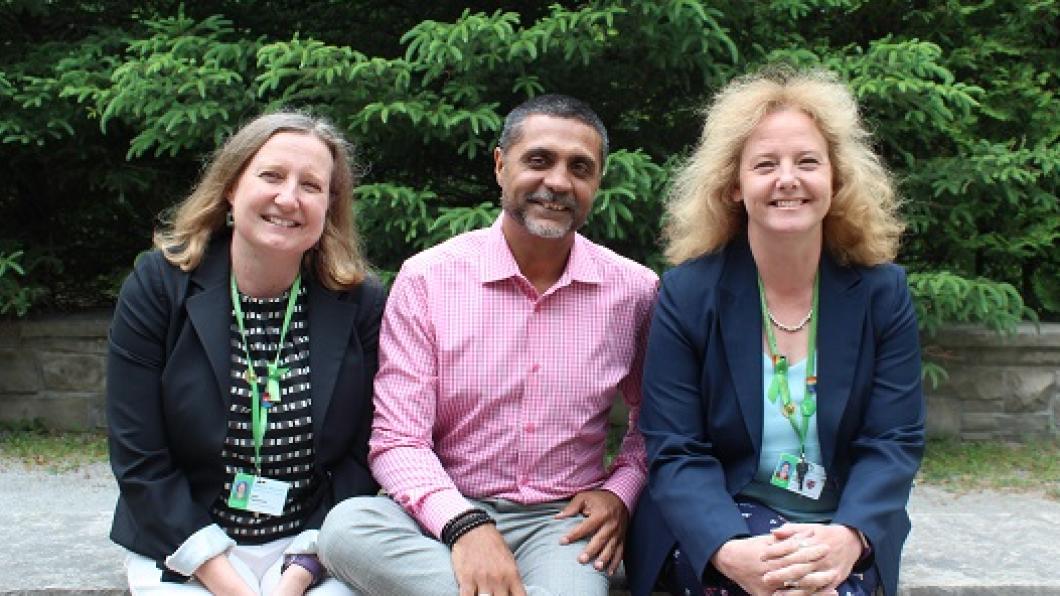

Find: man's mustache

[526,191,577,210]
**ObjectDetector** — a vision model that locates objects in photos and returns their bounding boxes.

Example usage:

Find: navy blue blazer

[106,233,384,565]
[626,238,925,596]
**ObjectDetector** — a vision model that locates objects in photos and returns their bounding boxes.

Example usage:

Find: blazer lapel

[186,240,234,404]
[307,279,358,443]
[718,240,764,454]
[815,253,864,469]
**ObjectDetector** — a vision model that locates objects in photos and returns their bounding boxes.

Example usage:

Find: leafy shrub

[0,0,1055,358]
[0,250,45,316]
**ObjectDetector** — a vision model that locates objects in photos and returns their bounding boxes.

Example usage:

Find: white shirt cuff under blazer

[283,528,319,555]
[164,523,236,576]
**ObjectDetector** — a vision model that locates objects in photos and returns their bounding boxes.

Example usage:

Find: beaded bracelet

[441,508,496,547]
[282,554,325,588]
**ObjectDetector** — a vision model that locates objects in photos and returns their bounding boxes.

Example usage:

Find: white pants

[125,536,358,595]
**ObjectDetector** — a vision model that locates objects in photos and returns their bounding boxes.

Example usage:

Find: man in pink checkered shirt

[319,94,658,596]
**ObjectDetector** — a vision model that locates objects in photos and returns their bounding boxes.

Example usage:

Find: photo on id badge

[771,453,826,499]
[771,459,793,488]
[228,474,252,509]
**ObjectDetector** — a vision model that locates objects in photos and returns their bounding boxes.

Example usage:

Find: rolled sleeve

[283,529,320,555]
[164,524,235,577]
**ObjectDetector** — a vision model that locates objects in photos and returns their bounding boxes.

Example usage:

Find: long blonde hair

[664,67,903,267]
[153,111,367,289]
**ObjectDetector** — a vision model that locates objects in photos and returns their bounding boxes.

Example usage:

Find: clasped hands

[450,490,628,596]
[711,523,863,596]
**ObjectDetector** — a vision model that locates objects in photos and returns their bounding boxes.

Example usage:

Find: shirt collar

[479,212,602,286]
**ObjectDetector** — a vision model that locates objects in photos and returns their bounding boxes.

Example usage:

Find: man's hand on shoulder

[451,523,526,596]
[555,489,629,575]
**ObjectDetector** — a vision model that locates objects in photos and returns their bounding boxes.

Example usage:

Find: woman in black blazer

[626,68,925,596]
[107,112,383,595]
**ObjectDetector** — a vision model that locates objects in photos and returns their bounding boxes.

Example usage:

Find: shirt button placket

[518,298,543,491]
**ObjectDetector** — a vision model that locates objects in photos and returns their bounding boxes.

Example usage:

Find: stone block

[0,320,20,346]
[19,310,111,339]
[40,351,105,391]
[961,412,1002,434]
[0,349,40,392]
[26,336,109,355]
[960,431,998,441]
[930,365,1002,402]
[996,413,1053,440]
[1010,349,1060,367]
[1000,369,1057,413]
[958,397,1005,414]
[925,395,961,439]
[930,322,1059,348]
[935,367,1056,413]
[0,392,103,431]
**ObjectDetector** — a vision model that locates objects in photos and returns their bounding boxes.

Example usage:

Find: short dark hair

[498,94,609,160]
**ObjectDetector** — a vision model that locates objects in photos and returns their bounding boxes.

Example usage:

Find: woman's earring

[225,210,234,227]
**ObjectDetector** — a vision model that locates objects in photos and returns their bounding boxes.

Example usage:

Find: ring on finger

[798,539,811,549]
[783,579,799,589]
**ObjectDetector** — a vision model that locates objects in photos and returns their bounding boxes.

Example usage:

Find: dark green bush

[1,0,1055,344]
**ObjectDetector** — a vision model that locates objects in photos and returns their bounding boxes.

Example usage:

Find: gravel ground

[1,459,1058,595]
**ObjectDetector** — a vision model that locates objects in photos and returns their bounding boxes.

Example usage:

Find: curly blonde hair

[663,67,903,267]
[153,111,368,289]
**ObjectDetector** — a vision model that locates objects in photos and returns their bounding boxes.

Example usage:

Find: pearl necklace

[767,308,813,333]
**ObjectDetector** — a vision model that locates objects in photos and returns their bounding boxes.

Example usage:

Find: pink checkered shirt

[369,214,658,537]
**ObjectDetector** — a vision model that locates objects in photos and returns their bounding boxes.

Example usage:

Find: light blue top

[738,353,839,522]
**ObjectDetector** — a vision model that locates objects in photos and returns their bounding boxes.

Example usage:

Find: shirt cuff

[414,488,476,539]
[164,524,236,577]
[600,465,646,514]
[283,529,319,555]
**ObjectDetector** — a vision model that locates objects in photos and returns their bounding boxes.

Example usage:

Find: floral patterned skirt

[659,500,879,596]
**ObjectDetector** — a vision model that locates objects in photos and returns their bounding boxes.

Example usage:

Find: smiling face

[494,114,603,241]
[733,108,833,244]
[227,131,334,264]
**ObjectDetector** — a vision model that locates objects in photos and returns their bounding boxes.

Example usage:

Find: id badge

[226,472,290,516]
[770,453,826,500]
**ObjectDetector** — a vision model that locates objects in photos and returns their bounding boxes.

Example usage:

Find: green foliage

[97,10,260,158]
[0,249,46,317]
[919,437,1060,498]
[0,423,109,472]
[0,0,1055,371]
[909,271,1033,337]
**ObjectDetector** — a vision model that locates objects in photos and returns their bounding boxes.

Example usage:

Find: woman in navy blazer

[627,69,925,596]
[107,113,383,594]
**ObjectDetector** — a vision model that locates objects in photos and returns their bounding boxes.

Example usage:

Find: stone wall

[0,311,110,430]
[923,323,1059,440]
[1,313,1057,439]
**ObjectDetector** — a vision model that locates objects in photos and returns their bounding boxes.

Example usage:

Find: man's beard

[505,190,580,239]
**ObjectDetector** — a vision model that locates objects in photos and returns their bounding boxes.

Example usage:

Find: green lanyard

[758,272,819,458]
[230,272,301,473]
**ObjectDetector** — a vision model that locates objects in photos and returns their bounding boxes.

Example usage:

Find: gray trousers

[318,496,610,596]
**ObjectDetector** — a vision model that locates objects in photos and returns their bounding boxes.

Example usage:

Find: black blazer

[626,238,925,596]
[106,234,383,564]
